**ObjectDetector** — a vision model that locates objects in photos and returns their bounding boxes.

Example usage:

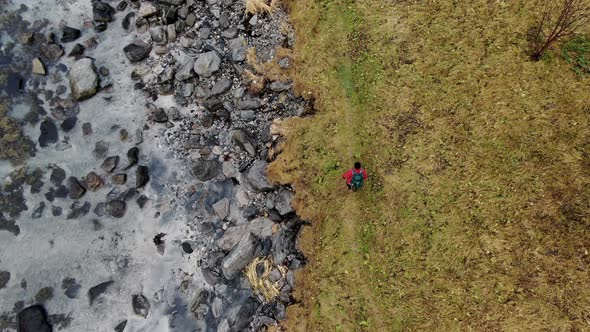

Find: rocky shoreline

[0,0,307,331]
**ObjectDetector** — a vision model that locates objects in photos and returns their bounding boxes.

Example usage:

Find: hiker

[342,162,367,191]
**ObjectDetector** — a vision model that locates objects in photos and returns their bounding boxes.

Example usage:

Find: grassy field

[267,0,590,330]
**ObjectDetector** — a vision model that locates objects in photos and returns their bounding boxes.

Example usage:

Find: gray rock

[0,270,10,289]
[69,58,99,101]
[178,6,189,19]
[88,281,114,305]
[221,233,259,279]
[93,1,115,22]
[176,59,196,81]
[221,27,237,39]
[185,13,196,27]
[181,83,194,97]
[123,40,152,62]
[62,278,81,299]
[17,305,52,332]
[269,81,292,92]
[275,188,294,215]
[229,36,247,62]
[236,99,262,110]
[41,44,64,61]
[106,200,126,218]
[50,167,66,186]
[68,176,86,199]
[114,320,127,332]
[94,140,109,158]
[132,294,150,318]
[167,24,176,42]
[225,297,259,331]
[216,225,247,251]
[193,51,221,77]
[203,98,223,111]
[192,159,221,181]
[249,217,274,238]
[160,0,185,4]
[278,57,291,69]
[149,26,166,44]
[153,108,168,123]
[246,160,274,191]
[211,78,232,96]
[232,129,256,156]
[136,166,150,188]
[272,225,297,264]
[126,147,139,169]
[212,198,230,219]
[101,156,119,173]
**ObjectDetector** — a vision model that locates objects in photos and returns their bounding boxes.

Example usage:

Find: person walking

[342,162,367,191]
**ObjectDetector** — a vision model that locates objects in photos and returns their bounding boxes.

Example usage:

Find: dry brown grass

[246,47,293,82]
[270,0,590,331]
[245,257,287,302]
[245,0,280,15]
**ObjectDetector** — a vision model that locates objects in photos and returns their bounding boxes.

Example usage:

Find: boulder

[232,129,256,156]
[132,294,150,318]
[68,176,86,199]
[192,159,221,181]
[69,58,99,101]
[123,40,152,62]
[212,198,230,219]
[249,217,274,238]
[272,225,297,264]
[246,160,274,191]
[275,188,294,215]
[211,78,232,96]
[32,58,46,75]
[221,233,259,279]
[88,280,114,305]
[136,166,150,188]
[193,51,221,77]
[93,1,115,22]
[176,59,196,81]
[17,305,52,332]
[229,36,247,62]
[225,297,259,331]
[216,225,247,251]
[61,26,81,43]
[106,200,126,218]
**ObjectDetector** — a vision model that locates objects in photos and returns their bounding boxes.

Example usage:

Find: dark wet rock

[62,278,81,299]
[182,242,193,254]
[169,106,181,121]
[242,206,259,220]
[154,233,166,255]
[225,297,259,331]
[272,224,298,265]
[122,12,134,30]
[267,208,282,222]
[55,185,69,198]
[35,287,54,303]
[67,176,86,199]
[203,98,223,112]
[192,159,221,181]
[94,141,109,158]
[116,1,128,11]
[201,267,221,285]
[106,200,126,218]
[69,58,99,101]
[121,188,138,201]
[246,160,274,191]
[17,305,52,332]
[0,271,10,289]
[221,233,259,280]
[66,201,91,219]
[84,171,104,191]
[26,168,45,194]
[60,116,77,132]
[153,108,168,123]
[132,294,150,318]
[136,166,149,188]
[137,195,148,208]
[82,122,92,135]
[232,129,256,156]
[160,0,185,5]
[32,202,45,219]
[51,206,62,216]
[114,320,127,332]
[211,78,232,96]
[111,174,127,185]
[68,43,85,57]
[88,281,114,305]
[123,40,152,62]
[93,1,115,22]
[194,51,221,77]
[41,44,64,61]
[39,118,58,147]
[101,156,119,173]
[61,26,81,43]
[126,147,139,169]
